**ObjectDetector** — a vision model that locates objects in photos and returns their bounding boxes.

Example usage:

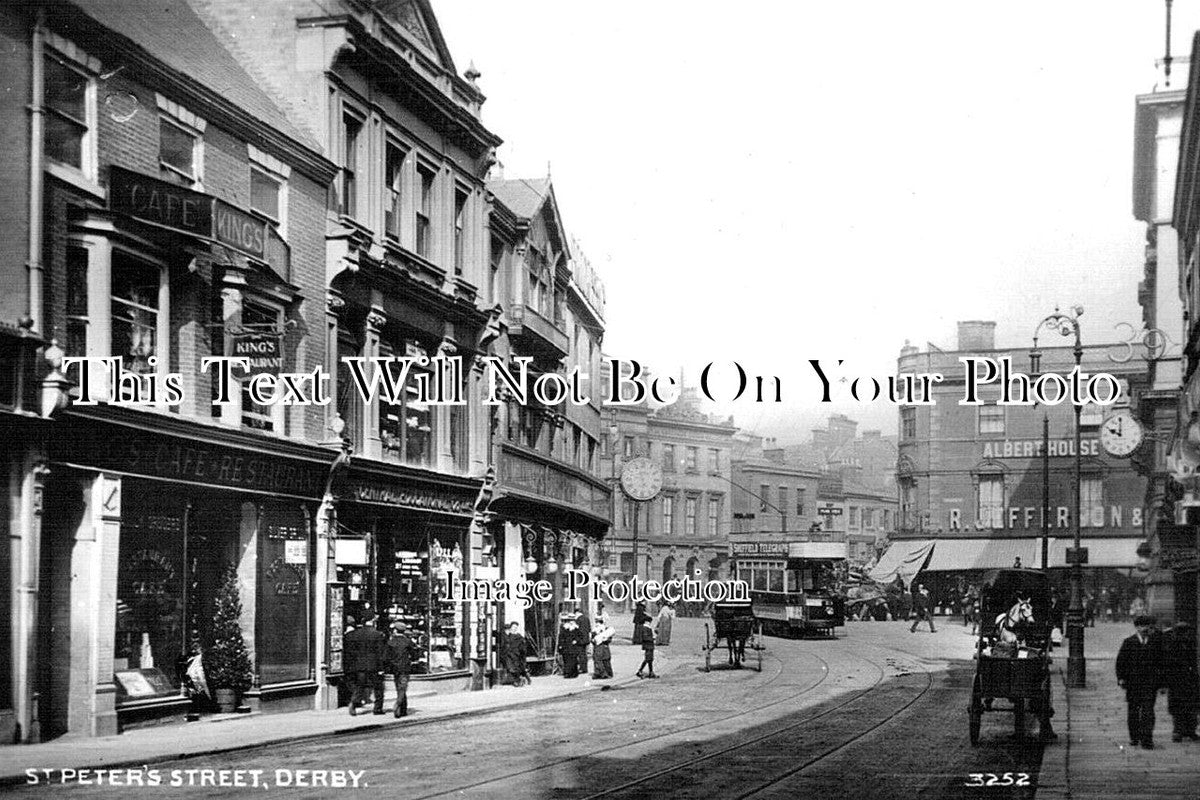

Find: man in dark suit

[910,584,936,633]
[385,622,417,718]
[344,615,388,715]
[1116,615,1166,749]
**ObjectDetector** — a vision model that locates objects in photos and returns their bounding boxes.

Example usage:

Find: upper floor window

[384,142,406,241]
[848,506,859,528]
[685,497,698,535]
[340,110,363,218]
[240,301,282,432]
[978,475,1004,529]
[708,496,721,536]
[685,446,698,473]
[623,436,634,458]
[66,245,89,358]
[796,488,806,516]
[662,495,675,534]
[489,235,502,304]
[760,484,770,513]
[159,118,200,187]
[709,448,721,474]
[662,443,676,472]
[44,51,96,178]
[778,487,789,522]
[416,164,435,258]
[250,167,283,226]
[111,254,163,376]
[900,406,916,439]
[979,405,1005,435]
[454,187,468,276]
[379,341,434,467]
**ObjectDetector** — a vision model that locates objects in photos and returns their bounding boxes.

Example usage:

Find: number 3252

[964,773,1030,787]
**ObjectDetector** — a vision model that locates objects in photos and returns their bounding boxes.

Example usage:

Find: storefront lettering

[266,558,303,596]
[351,484,472,514]
[114,436,324,496]
[982,439,1100,459]
[214,202,266,258]
[948,505,1141,530]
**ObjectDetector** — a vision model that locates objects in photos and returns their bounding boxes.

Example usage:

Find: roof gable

[373,0,456,74]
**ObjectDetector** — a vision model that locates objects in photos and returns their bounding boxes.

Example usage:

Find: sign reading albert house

[109,167,286,271]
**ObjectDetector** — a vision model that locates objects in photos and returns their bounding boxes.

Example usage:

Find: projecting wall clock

[619,457,663,501]
[1099,409,1144,458]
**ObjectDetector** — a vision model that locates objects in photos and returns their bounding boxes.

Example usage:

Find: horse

[995,597,1034,645]
[726,629,748,667]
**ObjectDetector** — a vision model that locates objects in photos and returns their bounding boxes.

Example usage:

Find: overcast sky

[435,1,1199,443]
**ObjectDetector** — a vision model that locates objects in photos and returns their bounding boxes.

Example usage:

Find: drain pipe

[27,7,45,334]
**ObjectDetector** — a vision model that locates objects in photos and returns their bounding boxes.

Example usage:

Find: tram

[731,541,847,638]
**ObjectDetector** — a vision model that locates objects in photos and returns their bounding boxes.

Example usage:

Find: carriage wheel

[756,624,763,672]
[1013,698,1026,742]
[704,624,712,673]
[968,674,983,746]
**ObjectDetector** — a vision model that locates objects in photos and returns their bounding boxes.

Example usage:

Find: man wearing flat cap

[1116,615,1166,749]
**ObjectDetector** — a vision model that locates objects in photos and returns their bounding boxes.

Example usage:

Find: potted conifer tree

[205,565,253,712]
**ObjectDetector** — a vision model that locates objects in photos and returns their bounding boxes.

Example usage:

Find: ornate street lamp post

[1030,305,1087,688]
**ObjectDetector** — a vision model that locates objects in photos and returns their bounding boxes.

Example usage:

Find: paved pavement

[0,615,663,786]
[1036,621,1200,800]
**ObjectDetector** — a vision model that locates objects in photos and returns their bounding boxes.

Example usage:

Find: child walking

[636,621,658,679]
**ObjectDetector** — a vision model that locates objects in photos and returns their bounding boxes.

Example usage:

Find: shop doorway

[37,472,87,740]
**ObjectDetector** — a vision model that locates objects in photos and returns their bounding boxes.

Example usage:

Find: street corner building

[0,0,611,744]
[874,322,1151,589]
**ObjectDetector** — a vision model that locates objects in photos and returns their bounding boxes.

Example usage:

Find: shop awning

[868,539,935,584]
[1048,537,1143,568]
[923,538,1043,572]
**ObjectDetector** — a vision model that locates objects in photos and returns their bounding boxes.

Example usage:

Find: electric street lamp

[1030,305,1087,688]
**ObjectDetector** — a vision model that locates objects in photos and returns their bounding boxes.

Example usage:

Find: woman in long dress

[655,602,675,646]
[632,601,649,644]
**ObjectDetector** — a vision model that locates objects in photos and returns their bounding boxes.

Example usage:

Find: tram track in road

[575,650,929,800]
[409,645,836,800]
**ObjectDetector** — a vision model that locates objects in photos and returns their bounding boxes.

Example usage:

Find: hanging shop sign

[231,332,283,377]
[108,166,289,276]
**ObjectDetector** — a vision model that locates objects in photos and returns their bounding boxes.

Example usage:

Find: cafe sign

[109,167,288,275]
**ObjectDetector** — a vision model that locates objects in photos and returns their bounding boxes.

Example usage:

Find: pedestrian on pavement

[385,622,416,717]
[1116,615,1166,749]
[592,622,615,679]
[655,602,675,646]
[501,622,530,686]
[558,610,586,679]
[632,601,650,644]
[636,621,658,679]
[343,615,388,715]
[1165,621,1200,742]
[910,584,936,633]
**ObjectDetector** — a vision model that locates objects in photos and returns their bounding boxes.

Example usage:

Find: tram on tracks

[731,541,847,638]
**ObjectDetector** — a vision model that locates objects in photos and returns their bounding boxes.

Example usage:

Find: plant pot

[215,688,238,713]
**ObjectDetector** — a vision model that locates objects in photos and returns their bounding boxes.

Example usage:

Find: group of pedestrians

[1116,616,1199,749]
[342,615,417,718]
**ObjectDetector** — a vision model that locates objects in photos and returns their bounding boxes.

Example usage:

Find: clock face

[1100,410,1143,458]
[620,457,663,501]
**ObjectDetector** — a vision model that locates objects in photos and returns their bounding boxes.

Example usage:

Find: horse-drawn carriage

[968,568,1057,745]
[704,599,764,672]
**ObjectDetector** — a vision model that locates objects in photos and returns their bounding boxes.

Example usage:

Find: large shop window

[375,530,466,674]
[114,499,186,701]
[257,503,310,684]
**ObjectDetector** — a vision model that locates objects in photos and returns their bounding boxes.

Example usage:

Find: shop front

[38,407,332,736]
[328,465,482,694]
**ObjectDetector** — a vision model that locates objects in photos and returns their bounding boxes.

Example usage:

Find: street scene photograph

[2,1,1200,798]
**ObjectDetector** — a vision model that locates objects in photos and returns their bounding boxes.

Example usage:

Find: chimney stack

[957,321,996,351]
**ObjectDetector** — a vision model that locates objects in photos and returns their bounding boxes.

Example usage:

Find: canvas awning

[868,539,935,585]
[1047,537,1143,568]
[923,538,1043,572]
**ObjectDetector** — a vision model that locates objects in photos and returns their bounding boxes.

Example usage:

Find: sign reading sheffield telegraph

[108,167,281,266]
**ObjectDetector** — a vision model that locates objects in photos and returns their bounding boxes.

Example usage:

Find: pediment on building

[373,0,455,72]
